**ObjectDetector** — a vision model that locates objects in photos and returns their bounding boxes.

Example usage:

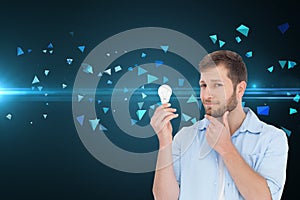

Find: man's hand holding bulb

[150,85,178,148]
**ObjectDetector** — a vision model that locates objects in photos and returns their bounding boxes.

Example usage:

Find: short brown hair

[199,50,248,87]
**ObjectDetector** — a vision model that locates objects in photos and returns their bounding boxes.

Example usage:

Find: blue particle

[17,47,24,56]
[278,22,289,34]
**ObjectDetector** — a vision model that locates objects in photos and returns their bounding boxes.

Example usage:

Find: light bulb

[158,84,172,104]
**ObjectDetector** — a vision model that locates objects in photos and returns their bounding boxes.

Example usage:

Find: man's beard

[204,90,238,118]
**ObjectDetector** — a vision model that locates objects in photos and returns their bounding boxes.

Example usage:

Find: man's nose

[202,86,213,98]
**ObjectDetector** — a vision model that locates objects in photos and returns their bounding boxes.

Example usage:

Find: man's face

[200,65,238,118]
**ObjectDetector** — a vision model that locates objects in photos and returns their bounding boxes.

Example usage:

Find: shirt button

[214,182,217,185]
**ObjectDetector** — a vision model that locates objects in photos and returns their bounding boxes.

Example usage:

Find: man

[150,50,288,200]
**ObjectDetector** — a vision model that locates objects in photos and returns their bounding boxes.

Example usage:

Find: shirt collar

[198,107,262,135]
[198,118,209,131]
[238,107,262,134]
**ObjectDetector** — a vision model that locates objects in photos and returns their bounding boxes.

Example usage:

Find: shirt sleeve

[257,128,289,200]
[172,128,184,186]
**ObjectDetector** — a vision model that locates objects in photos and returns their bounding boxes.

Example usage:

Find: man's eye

[215,83,223,87]
[200,84,206,88]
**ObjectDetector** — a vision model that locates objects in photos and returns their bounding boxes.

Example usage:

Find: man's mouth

[204,102,219,106]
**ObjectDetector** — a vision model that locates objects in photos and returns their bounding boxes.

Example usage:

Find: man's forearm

[221,144,271,200]
[153,144,179,200]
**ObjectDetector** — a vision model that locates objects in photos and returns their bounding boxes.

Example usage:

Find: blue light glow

[0,87,299,101]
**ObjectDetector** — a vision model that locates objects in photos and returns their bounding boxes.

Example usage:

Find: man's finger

[205,114,217,125]
[222,111,229,128]
[162,113,179,125]
[154,113,178,133]
[155,107,176,123]
[158,110,178,122]
[160,103,171,109]
[163,108,177,113]
[153,103,171,116]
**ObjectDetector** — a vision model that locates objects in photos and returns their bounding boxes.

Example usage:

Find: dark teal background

[0,0,299,199]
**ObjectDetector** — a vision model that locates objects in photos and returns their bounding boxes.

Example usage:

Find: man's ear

[236,81,247,100]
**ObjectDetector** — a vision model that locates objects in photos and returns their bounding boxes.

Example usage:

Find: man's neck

[227,106,246,136]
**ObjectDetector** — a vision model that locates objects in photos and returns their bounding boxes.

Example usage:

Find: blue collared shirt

[172,107,288,200]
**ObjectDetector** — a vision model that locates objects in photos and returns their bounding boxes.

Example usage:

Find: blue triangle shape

[142,93,147,99]
[281,126,291,137]
[187,94,197,103]
[32,75,40,84]
[17,47,24,56]
[89,118,100,131]
[77,115,85,126]
[78,95,84,102]
[103,107,110,114]
[104,68,111,75]
[278,60,287,68]
[66,58,73,65]
[150,105,155,110]
[107,80,112,85]
[181,113,191,122]
[191,118,197,124]
[138,102,144,109]
[147,74,158,83]
[99,124,108,131]
[289,108,297,115]
[6,114,12,120]
[44,70,50,76]
[288,61,297,69]
[37,86,43,91]
[138,67,148,76]
[136,110,147,120]
[163,76,169,83]
[83,64,93,74]
[131,119,138,125]
[267,66,274,73]
[236,24,250,37]
[293,94,300,103]
[48,42,53,49]
[219,40,225,48]
[209,34,217,44]
[123,87,129,93]
[245,51,253,58]
[78,45,85,53]
[160,46,169,53]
